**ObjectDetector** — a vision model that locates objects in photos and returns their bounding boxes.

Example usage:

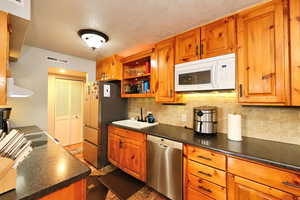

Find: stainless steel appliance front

[147,135,182,200]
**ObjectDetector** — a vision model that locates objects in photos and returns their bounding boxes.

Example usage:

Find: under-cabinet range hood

[7,78,34,98]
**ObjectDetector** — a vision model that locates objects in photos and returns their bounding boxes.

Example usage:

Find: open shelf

[123,73,151,80]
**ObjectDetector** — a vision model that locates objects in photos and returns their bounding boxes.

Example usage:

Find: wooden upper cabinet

[237,0,289,105]
[227,174,295,200]
[155,38,176,102]
[175,28,200,64]
[290,0,300,106]
[0,12,8,105]
[201,16,236,58]
[96,55,122,81]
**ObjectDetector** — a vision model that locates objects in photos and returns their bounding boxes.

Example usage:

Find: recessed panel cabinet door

[201,16,236,58]
[175,29,200,64]
[290,0,300,106]
[237,0,289,105]
[108,132,121,166]
[227,174,295,200]
[120,138,145,181]
[155,38,175,103]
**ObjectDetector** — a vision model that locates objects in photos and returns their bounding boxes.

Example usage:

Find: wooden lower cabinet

[39,179,86,200]
[184,145,300,200]
[186,186,214,200]
[227,174,295,200]
[108,126,146,182]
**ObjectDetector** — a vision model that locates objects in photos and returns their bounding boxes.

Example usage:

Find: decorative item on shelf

[146,112,155,123]
[227,113,242,141]
[0,129,33,194]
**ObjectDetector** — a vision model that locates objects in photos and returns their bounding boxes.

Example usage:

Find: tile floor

[65,143,167,200]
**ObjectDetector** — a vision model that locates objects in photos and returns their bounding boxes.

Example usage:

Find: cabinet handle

[200,44,204,56]
[197,155,212,161]
[196,45,199,56]
[282,181,300,189]
[197,186,212,193]
[198,170,212,177]
[239,84,243,98]
[119,141,123,148]
[262,73,275,80]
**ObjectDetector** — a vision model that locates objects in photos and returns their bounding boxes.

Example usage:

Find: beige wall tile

[128,92,300,145]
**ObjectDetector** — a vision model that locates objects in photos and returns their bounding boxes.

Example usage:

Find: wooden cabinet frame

[237,0,290,105]
[0,11,8,105]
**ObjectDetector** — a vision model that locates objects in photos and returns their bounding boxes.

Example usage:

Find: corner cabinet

[237,0,289,105]
[96,55,122,81]
[0,11,9,105]
[201,16,236,59]
[108,126,146,182]
[290,0,300,106]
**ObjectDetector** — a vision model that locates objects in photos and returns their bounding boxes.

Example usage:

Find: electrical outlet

[181,114,187,122]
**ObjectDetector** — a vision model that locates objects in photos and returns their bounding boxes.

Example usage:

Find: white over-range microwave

[175,53,236,92]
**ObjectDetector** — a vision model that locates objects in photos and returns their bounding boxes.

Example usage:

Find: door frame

[48,67,87,142]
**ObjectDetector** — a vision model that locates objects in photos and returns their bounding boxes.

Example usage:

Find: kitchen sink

[112,120,158,129]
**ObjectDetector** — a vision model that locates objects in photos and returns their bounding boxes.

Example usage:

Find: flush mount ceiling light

[78,29,109,50]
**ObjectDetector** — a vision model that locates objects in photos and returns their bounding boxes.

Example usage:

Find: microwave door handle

[211,65,218,88]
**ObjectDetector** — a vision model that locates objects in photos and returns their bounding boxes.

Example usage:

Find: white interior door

[54,78,83,146]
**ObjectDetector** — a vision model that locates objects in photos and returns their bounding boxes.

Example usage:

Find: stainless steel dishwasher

[147,135,183,200]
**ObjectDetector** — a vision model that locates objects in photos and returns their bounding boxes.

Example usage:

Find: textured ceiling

[25,0,268,61]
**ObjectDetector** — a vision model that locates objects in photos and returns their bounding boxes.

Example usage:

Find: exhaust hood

[7,78,34,98]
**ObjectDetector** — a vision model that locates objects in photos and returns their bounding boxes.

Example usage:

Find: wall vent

[47,57,69,64]
[8,0,24,6]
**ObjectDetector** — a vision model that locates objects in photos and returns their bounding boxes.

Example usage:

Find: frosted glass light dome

[78,29,109,50]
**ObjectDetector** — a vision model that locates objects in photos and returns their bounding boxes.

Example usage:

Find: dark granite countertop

[111,123,300,173]
[1,126,91,200]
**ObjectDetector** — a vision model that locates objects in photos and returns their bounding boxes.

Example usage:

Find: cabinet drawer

[109,126,145,142]
[187,173,226,200]
[187,160,226,187]
[228,157,300,196]
[186,145,226,170]
[84,126,99,145]
[186,186,214,200]
[83,141,98,167]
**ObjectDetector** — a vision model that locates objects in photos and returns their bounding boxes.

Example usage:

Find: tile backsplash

[128,92,300,145]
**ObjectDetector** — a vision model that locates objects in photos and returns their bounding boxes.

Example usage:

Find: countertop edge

[22,168,91,200]
[109,123,300,173]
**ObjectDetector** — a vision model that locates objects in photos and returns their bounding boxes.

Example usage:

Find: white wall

[7,45,96,130]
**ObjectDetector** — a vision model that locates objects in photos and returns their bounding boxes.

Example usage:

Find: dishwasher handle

[147,135,183,150]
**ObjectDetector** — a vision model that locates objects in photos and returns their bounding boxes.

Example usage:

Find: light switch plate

[104,84,110,97]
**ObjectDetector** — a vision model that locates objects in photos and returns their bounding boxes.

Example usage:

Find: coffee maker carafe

[0,108,11,134]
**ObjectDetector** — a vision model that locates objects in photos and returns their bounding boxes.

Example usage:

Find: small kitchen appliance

[0,108,11,135]
[175,53,235,91]
[193,106,217,135]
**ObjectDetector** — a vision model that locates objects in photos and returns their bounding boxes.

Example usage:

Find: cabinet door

[237,0,289,105]
[155,38,175,103]
[201,16,236,58]
[108,132,121,166]
[175,28,200,64]
[83,84,91,126]
[0,12,8,105]
[227,174,295,200]
[120,137,146,182]
[290,0,300,106]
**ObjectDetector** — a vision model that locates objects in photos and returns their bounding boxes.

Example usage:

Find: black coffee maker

[0,108,11,135]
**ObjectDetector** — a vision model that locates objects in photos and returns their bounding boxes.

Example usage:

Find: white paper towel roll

[228,114,242,141]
